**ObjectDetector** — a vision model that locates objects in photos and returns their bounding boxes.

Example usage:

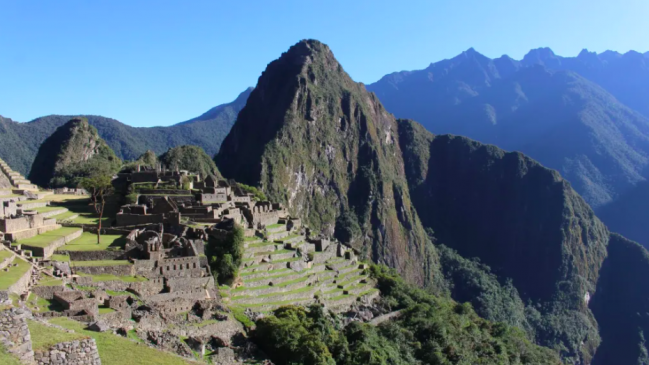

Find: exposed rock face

[28,118,121,187]
[216,40,439,286]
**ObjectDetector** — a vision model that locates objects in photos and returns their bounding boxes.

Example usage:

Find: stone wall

[65,250,126,262]
[33,285,67,300]
[72,264,134,276]
[33,338,101,365]
[116,213,180,227]
[0,308,34,364]
[0,252,15,270]
[7,259,33,295]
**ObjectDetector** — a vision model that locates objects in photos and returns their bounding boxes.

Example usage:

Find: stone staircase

[0,158,39,191]
[223,224,379,312]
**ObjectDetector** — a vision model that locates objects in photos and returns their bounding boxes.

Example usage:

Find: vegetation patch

[27,319,87,351]
[0,257,31,290]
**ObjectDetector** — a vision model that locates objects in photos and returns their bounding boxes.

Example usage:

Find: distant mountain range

[0,87,252,175]
[367,48,649,209]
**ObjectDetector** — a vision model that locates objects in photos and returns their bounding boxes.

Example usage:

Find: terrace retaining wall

[34,338,101,365]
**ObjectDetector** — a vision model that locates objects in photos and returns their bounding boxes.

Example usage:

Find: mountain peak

[278,39,338,70]
[522,47,561,67]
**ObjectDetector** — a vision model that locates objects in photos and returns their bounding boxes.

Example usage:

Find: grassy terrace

[71,260,131,267]
[232,275,311,293]
[59,232,125,251]
[31,206,67,213]
[0,257,31,290]
[51,211,78,221]
[27,319,88,350]
[247,241,280,248]
[50,254,70,262]
[265,223,284,229]
[276,233,302,242]
[239,267,291,277]
[0,249,13,261]
[49,317,195,365]
[0,345,21,365]
[244,236,263,242]
[16,227,81,248]
[37,276,64,287]
[77,273,148,283]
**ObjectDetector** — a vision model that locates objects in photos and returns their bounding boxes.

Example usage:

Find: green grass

[37,277,64,287]
[0,345,22,365]
[0,249,13,261]
[71,260,131,267]
[233,285,315,300]
[243,270,304,283]
[240,268,291,277]
[99,306,115,314]
[241,298,313,308]
[51,211,79,221]
[31,206,67,213]
[336,274,366,287]
[25,293,64,312]
[247,241,280,248]
[16,227,82,248]
[49,254,70,262]
[58,232,125,251]
[77,273,148,283]
[49,317,195,365]
[230,306,255,328]
[233,275,311,293]
[0,257,31,290]
[244,236,263,241]
[266,223,285,230]
[27,319,87,350]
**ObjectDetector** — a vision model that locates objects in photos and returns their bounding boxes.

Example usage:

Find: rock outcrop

[28,118,121,187]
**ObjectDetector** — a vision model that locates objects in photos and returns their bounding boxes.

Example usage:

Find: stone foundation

[0,308,35,364]
[33,338,101,365]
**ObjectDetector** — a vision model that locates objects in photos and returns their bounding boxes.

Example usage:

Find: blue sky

[1,0,647,127]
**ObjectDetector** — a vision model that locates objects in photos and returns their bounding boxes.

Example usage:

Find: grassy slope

[48,317,195,365]
[27,319,88,351]
[0,256,31,290]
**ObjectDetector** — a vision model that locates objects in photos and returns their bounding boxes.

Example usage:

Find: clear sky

[1,0,647,127]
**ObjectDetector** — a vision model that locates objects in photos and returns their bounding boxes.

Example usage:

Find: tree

[80,174,113,244]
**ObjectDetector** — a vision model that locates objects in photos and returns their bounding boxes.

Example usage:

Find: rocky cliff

[216,40,439,287]
[29,118,121,187]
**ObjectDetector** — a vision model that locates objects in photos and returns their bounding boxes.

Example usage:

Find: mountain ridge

[0,88,252,175]
[367,47,649,209]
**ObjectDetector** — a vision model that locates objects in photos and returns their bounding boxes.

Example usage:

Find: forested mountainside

[28,118,121,188]
[216,40,440,287]
[0,87,251,175]
[397,118,608,362]
[159,145,221,179]
[215,39,649,364]
[366,48,649,209]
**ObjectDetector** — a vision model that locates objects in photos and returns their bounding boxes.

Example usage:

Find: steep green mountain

[0,87,251,176]
[216,40,440,287]
[29,118,121,187]
[597,182,649,249]
[159,145,221,179]
[397,119,609,362]
[366,49,649,209]
[590,234,649,365]
[214,39,649,363]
